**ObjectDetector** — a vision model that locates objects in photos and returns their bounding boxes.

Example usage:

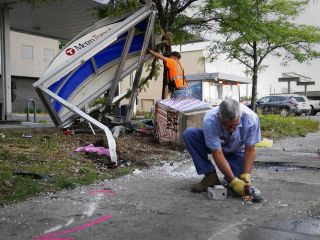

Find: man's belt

[175,87,187,90]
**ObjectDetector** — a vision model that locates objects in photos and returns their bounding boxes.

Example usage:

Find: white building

[1,31,59,112]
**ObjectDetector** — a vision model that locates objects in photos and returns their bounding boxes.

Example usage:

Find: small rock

[132,169,142,175]
[4,180,13,188]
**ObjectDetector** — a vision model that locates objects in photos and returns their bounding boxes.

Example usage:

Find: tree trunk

[251,41,258,111]
[161,68,170,99]
[251,69,258,111]
[159,32,172,99]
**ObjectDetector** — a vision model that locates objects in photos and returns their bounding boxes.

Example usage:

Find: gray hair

[218,99,241,121]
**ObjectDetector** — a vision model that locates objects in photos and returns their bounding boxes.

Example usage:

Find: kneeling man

[183,99,261,196]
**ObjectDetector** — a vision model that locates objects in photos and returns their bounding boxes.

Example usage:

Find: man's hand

[147,49,167,61]
[240,173,251,185]
[229,177,246,196]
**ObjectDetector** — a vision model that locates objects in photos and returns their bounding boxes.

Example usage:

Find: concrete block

[112,126,126,139]
[207,185,227,200]
[178,110,207,144]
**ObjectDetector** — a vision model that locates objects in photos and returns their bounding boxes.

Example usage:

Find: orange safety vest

[165,58,188,89]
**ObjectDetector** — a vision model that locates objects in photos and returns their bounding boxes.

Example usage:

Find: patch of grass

[39,120,48,124]
[0,176,45,205]
[113,166,131,177]
[0,147,11,161]
[0,128,138,206]
[260,115,319,139]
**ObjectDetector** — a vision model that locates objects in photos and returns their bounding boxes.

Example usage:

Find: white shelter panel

[33,5,155,126]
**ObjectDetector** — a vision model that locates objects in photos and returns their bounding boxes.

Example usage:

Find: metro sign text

[65,27,112,56]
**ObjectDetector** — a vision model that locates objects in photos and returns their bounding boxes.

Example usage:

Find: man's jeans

[170,88,189,98]
[182,128,245,179]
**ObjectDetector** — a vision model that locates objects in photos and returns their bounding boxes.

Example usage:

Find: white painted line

[43,218,75,234]
[81,193,104,218]
[65,218,74,226]
[82,202,98,218]
[44,225,62,234]
[208,218,247,240]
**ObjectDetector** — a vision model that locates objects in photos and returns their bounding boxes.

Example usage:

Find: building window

[21,45,33,60]
[44,48,54,62]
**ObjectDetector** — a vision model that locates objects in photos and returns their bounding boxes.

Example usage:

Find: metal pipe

[26,98,36,123]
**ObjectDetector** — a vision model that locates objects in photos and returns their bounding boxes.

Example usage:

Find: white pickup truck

[309,99,320,115]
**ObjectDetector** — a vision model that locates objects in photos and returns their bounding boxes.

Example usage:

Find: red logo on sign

[65,48,76,56]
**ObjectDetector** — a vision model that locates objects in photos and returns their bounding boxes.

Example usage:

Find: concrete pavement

[0,113,54,129]
[1,132,320,240]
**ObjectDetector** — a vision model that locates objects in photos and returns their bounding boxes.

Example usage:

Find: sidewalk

[1,133,320,240]
[0,113,55,129]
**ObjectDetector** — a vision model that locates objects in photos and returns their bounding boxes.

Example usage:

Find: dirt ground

[0,126,187,169]
[0,126,189,205]
[116,131,188,166]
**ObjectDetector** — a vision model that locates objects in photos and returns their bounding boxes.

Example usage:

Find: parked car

[255,95,300,117]
[288,95,311,115]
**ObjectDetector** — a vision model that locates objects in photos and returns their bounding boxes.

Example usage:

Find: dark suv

[256,95,299,116]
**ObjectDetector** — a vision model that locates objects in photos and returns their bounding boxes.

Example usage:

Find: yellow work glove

[229,177,246,196]
[240,173,252,185]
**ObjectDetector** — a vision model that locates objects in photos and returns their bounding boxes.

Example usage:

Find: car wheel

[280,108,290,117]
[256,107,263,115]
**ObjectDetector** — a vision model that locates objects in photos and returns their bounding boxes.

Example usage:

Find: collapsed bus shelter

[33,5,156,164]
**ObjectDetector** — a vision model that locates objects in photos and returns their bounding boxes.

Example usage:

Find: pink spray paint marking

[35,214,113,240]
[88,189,115,195]
[37,238,73,240]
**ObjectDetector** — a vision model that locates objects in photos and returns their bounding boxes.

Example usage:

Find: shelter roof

[2,0,103,40]
[185,72,251,84]
[279,72,315,85]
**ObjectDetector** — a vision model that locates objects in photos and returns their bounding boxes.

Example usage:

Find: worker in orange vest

[148,49,188,98]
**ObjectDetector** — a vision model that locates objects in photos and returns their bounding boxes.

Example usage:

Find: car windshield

[292,97,306,102]
[289,97,298,103]
[275,96,287,101]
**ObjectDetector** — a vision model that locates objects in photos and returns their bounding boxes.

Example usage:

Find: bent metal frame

[33,5,156,165]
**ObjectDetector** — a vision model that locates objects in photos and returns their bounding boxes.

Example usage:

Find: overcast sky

[175,1,320,98]
[257,1,320,98]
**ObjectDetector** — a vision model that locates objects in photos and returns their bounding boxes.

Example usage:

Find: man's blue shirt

[203,104,261,153]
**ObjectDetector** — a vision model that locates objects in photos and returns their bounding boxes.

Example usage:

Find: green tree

[201,0,320,109]
[96,0,211,99]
